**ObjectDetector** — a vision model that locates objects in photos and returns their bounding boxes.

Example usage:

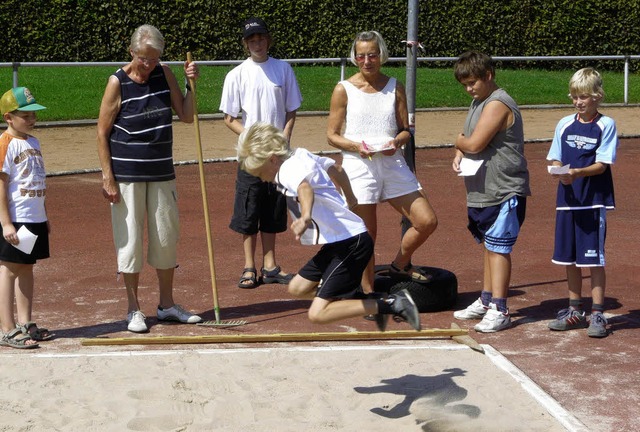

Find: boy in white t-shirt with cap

[0,87,52,349]
[220,17,303,290]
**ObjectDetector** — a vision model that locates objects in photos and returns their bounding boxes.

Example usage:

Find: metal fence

[2,55,640,104]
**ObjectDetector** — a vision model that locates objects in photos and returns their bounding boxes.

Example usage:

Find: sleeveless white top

[341,78,397,152]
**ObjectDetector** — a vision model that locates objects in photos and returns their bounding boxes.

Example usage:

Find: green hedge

[1,0,639,69]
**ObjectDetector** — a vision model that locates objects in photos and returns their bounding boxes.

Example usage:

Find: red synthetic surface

[28,139,640,431]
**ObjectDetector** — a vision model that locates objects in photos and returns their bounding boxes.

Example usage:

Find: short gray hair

[130,24,165,55]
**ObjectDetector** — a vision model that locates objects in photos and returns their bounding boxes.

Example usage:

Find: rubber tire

[373,265,458,313]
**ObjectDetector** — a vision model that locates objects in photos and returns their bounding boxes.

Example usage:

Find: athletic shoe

[453,297,488,320]
[548,308,588,331]
[587,312,608,338]
[474,304,511,333]
[127,310,148,333]
[157,304,202,324]
[389,289,421,331]
[374,313,389,332]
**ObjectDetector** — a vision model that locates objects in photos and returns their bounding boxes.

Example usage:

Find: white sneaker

[474,304,511,333]
[157,304,202,324]
[454,298,488,320]
[127,310,148,333]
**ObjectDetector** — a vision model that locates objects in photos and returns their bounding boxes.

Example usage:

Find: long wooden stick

[81,328,469,346]
[186,52,221,322]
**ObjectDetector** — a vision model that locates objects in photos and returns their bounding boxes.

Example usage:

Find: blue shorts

[297,232,373,300]
[229,168,288,235]
[467,195,526,254]
[552,208,606,267]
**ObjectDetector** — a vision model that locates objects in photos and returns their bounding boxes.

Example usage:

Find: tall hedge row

[1,0,639,67]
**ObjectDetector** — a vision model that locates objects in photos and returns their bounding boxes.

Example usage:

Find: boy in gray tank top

[450,51,530,333]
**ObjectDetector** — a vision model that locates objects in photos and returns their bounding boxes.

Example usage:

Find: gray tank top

[463,88,530,207]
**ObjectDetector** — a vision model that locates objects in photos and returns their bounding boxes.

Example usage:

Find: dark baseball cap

[242,17,269,39]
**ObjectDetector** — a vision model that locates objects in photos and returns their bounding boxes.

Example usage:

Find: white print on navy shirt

[565,135,598,150]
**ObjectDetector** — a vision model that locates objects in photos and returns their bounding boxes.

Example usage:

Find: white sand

[0,342,577,431]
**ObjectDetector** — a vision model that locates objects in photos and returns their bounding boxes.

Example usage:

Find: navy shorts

[467,195,526,254]
[553,208,606,267]
[297,232,373,300]
[0,222,50,264]
[229,168,288,235]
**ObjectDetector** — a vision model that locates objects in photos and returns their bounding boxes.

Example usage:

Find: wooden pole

[81,328,469,346]
[187,52,222,323]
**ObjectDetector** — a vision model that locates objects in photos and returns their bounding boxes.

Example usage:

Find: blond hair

[349,31,389,66]
[569,67,605,100]
[237,122,290,176]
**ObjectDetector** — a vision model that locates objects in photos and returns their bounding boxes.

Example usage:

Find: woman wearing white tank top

[327,31,438,294]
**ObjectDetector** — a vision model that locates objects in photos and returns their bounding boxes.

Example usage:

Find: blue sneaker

[587,312,608,338]
[548,308,588,331]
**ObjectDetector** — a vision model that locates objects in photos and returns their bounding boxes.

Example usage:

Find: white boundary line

[483,345,589,432]
[3,343,588,431]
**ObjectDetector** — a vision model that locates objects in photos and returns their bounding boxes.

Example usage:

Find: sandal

[17,321,54,341]
[388,262,432,285]
[261,266,294,285]
[238,267,260,289]
[1,328,39,349]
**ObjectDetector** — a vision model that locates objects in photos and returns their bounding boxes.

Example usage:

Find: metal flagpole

[401,0,419,237]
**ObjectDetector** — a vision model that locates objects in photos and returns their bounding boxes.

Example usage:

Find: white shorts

[111,181,180,273]
[341,151,421,204]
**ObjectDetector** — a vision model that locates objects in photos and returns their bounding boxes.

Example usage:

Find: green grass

[2,64,639,122]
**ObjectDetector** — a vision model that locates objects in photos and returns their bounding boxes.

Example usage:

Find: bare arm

[96,75,121,203]
[223,114,244,136]
[452,148,465,173]
[283,110,297,141]
[164,60,198,123]
[291,180,314,241]
[0,174,17,245]
[455,100,512,154]
[326,164,358,210]
[326,83,369,156]
[557,162,608,185]
[389,81,412,151]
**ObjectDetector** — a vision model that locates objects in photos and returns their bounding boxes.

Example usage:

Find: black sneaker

[374,313,389,332]
[389,289,421,331]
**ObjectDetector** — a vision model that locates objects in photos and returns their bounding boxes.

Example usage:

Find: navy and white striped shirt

[109,66,175,182]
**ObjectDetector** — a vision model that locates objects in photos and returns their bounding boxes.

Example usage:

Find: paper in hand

[547,164,570,175]
[458,158,484,176]
[13,225,38,254]
[361,138,395,153]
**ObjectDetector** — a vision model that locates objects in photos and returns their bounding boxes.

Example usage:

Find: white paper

[13,225,38,254]
[458,158,484,176]
[361,138,395,153]
[547,164,570,175]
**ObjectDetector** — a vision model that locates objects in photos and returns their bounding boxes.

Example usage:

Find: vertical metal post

[401,0,419,237]
[624,56,629,105]
[12,62,19,88]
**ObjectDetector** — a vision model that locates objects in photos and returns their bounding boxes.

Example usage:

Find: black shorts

[229,168,287,235]
[0,222,50,264]
[298,232,373,300]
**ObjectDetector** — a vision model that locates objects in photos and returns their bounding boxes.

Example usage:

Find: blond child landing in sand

[237,122,421,331]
